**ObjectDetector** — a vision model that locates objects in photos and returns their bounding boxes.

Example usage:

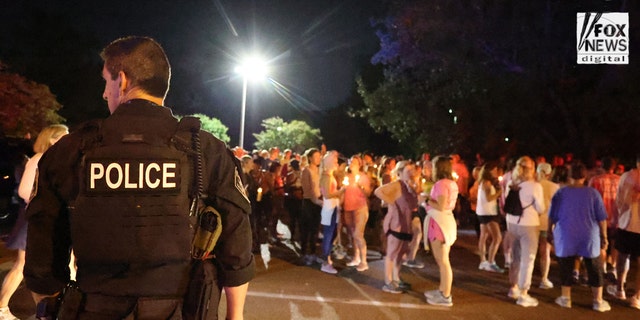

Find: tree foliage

[0,68,65,137]
[182,113,231,143]
[253,117,322,154]
[356,0,640,161]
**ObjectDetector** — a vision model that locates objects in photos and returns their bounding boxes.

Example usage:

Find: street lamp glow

[235,56,268,149]
[235,57,268,81]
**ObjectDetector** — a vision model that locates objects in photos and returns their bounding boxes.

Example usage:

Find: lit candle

[257,187,263,202]
[452,172,459,180]
[498,175,503,182]
[342,176,349,186]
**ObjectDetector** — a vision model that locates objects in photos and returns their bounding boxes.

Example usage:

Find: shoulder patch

[235,169,250,204]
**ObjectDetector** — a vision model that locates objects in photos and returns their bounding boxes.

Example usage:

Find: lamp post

[235,57,267,150]
[239,76,248,149]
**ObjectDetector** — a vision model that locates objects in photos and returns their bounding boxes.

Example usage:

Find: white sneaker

[539,279,554,289]
[424,289,441,300]
[516,294,539,307]
[321,262,338,274]
[555,296,571,308]
[426,290,453,307]
[593,299,611,312]
[478,261,491,270]
[486,263,505,273]
[346,259,361,267]
[0,307,18,320]
[606,284,626,300]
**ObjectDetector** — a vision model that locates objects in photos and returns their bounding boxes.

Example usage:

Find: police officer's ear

[118,70,129,93]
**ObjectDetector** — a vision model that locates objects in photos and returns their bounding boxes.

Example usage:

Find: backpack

[503,183,533,217]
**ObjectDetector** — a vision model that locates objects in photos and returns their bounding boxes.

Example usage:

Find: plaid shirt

[588,172,620,227]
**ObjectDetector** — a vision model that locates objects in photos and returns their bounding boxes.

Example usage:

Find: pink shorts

[428,218,445,243]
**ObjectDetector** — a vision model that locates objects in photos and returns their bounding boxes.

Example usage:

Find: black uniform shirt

[24,99,255,295]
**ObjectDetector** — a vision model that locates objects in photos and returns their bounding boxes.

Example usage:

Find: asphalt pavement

[1,226,638,320]
[233,228,638,320]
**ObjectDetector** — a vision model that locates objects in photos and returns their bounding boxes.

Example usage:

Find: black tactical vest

[70,112,199,295]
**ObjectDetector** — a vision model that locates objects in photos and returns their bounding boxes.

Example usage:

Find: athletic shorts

[615,229,640,256]
[477,215,500,225]
[428,218,445,243]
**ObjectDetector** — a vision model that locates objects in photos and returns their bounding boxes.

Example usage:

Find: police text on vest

[88,161,180,191]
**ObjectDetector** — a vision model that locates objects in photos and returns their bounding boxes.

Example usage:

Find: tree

[0,67,65,137]
[253,117,322,154]
[181,113,231,144]
[356,0,640,162]
[356,0,505,157]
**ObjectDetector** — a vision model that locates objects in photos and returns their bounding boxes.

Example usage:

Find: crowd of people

[5,122,640,316]
[235,145,640,312]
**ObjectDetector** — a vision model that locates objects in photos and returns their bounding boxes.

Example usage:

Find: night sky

[1,0,384,147]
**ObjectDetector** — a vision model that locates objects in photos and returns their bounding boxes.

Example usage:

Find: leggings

[558,256,603,287]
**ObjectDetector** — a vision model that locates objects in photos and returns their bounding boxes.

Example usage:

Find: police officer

[24,36,255,319]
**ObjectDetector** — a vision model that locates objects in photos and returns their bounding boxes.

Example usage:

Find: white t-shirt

[616,169,640,233]
[476,183,498,216]
[505,180,545,226]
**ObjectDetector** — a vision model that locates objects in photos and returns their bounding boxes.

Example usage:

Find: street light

[235,57,267,149]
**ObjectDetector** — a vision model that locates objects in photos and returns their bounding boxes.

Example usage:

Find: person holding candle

[476,161,504,273]
[343,155,372,272]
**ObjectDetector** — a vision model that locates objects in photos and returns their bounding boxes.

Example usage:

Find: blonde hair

[512,156,535,183]
[536,163,552,181]
[33,124,69,153]
[321,150,338,172]
[392,160,415,179]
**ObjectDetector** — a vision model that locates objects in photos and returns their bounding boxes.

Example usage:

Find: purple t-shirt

[548,186,607,258]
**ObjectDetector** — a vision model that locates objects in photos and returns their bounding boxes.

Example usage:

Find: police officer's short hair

[100,36,171,98]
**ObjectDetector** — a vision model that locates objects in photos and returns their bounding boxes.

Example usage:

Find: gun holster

[191,206,222,260]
